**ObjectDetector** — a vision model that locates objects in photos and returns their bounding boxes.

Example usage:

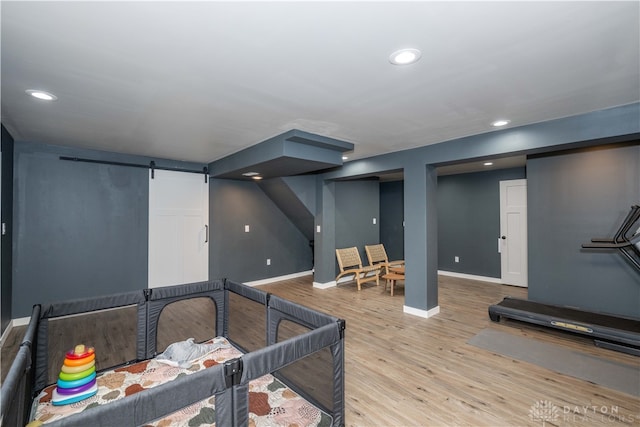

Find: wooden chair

[335,247,380,290]
[365,244,404,275]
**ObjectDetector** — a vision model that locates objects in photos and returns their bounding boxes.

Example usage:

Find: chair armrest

[361,265,382,274]
[336,270,358,281]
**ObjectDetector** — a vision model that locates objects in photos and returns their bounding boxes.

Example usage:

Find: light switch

[316,225,321,233]
[373,218,377,225]
[244,225,250,233]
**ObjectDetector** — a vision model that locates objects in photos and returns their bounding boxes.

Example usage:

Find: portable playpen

[1,279,345,426]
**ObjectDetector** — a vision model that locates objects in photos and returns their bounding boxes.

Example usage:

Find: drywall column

[403,162,439,317]
[313,178,336,287]
[1,126,14,334]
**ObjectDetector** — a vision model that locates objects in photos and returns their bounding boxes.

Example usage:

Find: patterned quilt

[31,338,332,426]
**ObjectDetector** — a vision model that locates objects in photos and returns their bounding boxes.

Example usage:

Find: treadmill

[489,205,640,356]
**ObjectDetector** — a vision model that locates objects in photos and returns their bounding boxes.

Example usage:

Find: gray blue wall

[257,176,315,241]
[438,168,526,277]
[12,141,204,317]
[4,104,639,322]
[527,143,640,318]
[379,180,404,262]
[281,175,316,214]
[321,103,639,313]
[1,126,14,333]
[209,179,312,282]
[334,180,380,270]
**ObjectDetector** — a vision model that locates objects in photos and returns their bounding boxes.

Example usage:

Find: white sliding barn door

[149,170,209,288]
[499,179,528,287]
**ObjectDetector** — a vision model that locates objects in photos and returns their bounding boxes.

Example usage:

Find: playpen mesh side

[0,304,40,426]
[34,291,146,391]
[42,358,232,427]
[155,296,217,351]
[275,320,336,411]
[225,280,268,352]
[145,280,225,356]
[26,281,232,427]
[1,346,31,425]
[31,281,226,390]
[266,295,345,422]
[2,279,344,426]
[42,305,139,386]
[223,280,345,424]
[238,322,344,425]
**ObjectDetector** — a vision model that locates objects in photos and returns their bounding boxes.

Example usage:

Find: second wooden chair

[365,244,404,275]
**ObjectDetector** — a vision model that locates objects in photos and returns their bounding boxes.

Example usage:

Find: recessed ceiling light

[484,162,494,166]
[242,172,260,177]
[342,156,348,160]
[389,48,421,65]
[26,89,57,101]
[491,119,510,127]
[252,176,263,180]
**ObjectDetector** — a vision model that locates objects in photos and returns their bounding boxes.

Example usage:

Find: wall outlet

[266,259,271,266]
[244,225,250,233]
[373,217,377,225]
[454,256,460,263]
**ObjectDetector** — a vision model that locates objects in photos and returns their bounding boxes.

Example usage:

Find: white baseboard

[438,270,503,284]
[313,280,336,289]
[0,320,14,347]
[12,316,30,326]
[244,270,313,287]
[1,316,30,347]
[403,305,440,318]
[315,274,372,288]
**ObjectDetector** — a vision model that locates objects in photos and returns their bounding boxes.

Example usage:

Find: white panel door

[499,179,528,287]
[149,170,208,288]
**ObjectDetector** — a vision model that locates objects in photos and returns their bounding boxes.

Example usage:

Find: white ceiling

[2,2,638,164]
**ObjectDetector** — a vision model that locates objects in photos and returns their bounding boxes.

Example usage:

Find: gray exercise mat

[468,328,640,397]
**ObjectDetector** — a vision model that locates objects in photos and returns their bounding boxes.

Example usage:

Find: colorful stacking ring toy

[58,366,96,382]
[65,346,94,360]
[60,359,95,374]
[63,353,95,367]
[52,344,98,406]
[55,379,97,395]
[57,371,96,389]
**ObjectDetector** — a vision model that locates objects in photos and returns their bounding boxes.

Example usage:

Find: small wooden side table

[382,273,404,296]
[388,265,405,274]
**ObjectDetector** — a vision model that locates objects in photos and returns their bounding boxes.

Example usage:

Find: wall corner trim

[313,280,337,289]
[403,305,440,318]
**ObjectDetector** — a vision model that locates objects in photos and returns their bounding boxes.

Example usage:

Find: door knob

[501,236,506,240]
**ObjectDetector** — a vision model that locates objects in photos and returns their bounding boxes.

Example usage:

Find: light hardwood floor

[260,275,639,426]
[2,275,639,426]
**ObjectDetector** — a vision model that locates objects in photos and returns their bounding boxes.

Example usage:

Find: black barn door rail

[59,156,209,183]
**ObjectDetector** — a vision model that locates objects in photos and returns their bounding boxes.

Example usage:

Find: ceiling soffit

[208,129,353,179]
